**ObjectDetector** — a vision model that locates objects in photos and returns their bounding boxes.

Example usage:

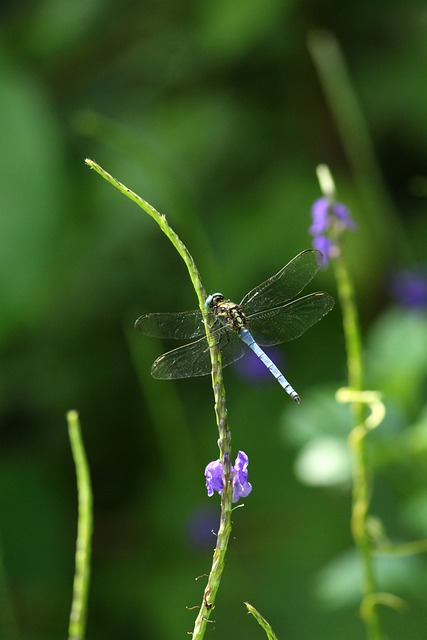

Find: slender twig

[67,410,93,640]
[245,602,279,640]
[85,159,233,639]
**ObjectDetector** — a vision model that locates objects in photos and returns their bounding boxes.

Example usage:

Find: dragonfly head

[206,292,224,309]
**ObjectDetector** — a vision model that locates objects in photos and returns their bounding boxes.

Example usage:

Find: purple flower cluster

[205,450,252,503]
[390,268,427,309]
[309,197,356,267]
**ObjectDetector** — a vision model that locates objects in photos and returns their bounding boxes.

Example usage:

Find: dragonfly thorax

[207,293,247,331]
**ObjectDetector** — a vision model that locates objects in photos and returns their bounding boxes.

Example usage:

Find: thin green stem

[67,410,93,640]
[191,347,233,640]
[245,602,279,640]
[333,253,363,394]
[85,159,233,640]
[84,159,206,312]
[316,164,383,639]
[333,255,383,639]
[375,539,427,556]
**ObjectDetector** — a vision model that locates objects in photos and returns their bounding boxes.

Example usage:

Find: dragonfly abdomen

[239,328,301,404]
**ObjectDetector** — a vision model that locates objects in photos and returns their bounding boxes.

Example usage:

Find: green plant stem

[67,410,93,640]
[333,252,363,393]
[332,254,383,640]
[245,602,279,640]
[85,159,233,639]
[191,346,233,640]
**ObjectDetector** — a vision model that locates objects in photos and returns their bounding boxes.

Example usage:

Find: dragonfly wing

[247,292,334,346]
[220,330,246,367]
[151,336,212,378]
[135,310,205,339]
[151,329,245,379]
[240,249,323,315]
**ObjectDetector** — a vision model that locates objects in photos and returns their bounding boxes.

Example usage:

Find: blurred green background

[1,0,427,638]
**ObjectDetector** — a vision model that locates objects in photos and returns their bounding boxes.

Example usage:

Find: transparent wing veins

[135,309,205,340]
[151,327,245,379]
[247,292,334,346]
[240,249,322,315]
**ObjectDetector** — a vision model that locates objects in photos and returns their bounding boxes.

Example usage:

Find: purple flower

[389,268,427,309]
[309,197,356,267]
[231,450,252,502]
[309,197,331,235]
[333,201,356,229]
[205,450,252,503]
[205,459,223,497]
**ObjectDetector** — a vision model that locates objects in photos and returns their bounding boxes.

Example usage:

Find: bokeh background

[1,1,427,638]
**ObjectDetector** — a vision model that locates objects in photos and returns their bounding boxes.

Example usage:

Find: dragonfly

[135,249,334,403]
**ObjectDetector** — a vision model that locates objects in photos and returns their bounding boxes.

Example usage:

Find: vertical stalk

[67,410,93,640]
[191,345,232,639]
[85,160,233,640]
[316,164,383,639]
[333,254,383,640]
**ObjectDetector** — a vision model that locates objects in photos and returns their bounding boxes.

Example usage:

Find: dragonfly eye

[206,292,224,308]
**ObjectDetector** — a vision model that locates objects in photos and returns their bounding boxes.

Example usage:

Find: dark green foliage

[1,1,427,638]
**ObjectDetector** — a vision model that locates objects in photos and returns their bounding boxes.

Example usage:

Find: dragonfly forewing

[240,249,322,315]
[247,292,334,346]
[135,309,205,339]
[151,328,245,379]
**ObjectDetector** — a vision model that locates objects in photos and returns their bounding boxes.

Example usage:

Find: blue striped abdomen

[239,328,301,404]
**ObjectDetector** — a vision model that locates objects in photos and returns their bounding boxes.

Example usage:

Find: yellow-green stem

[67,410,93,640]
[85,160,232,640]
[333,253,383,640]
